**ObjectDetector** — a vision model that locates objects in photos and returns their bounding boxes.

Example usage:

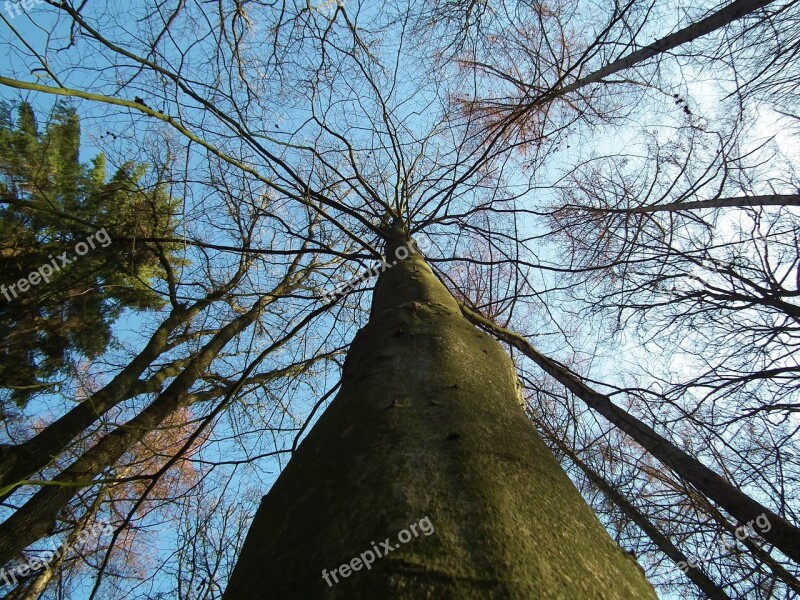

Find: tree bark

[223,232,656,598]
[460,305,800,565]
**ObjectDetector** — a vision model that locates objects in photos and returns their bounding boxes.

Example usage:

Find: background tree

[0,101,180,406]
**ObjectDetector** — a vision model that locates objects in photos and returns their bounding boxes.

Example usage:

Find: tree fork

[0,274,245,498]
[0,289,276,565]
[223,229,656,598]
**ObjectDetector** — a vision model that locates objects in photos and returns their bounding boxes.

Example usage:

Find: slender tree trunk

[461,305,800,565]
[535,418,731,600]
[224,231,656,598]
[0,290,276,565]
[532,0,777,107]
[5,466,121,600]
[692,491,800,595]
[0,277,242,497]
[590,194,800,214]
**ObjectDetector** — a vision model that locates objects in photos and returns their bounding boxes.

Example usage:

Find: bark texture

[224,234,656,599]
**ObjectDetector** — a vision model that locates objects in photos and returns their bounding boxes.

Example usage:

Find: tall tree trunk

[3,467,122,600]
[597,194,800,214]
[460,305,800,565]
[512,0,777,117]
[690,489,800,595]
[223,231,656,598]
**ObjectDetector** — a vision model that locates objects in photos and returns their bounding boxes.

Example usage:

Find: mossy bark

[223,235,656,599]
